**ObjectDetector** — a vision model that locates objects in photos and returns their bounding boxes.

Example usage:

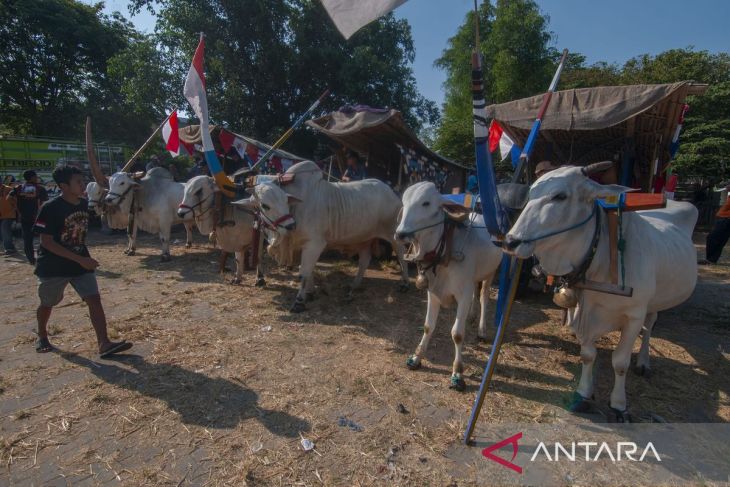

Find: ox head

[86,181,106,215]
[504,162,629,276]
[233,183,298,234]
[177,176,215,224]
[105,172,139,207]
[395,181,448,261]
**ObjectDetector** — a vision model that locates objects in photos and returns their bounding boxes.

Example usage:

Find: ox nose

[177,209,186,218]
[503,235,523,251]
[284,222,296,231]
[395,231,411,241]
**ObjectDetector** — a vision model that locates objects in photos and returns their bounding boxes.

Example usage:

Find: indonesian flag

[219,129,249,159]
[184,34,231,193]
[232,137,248,159]
[488,120,515,161]
[161,110,189,157]
[320,0,408,39]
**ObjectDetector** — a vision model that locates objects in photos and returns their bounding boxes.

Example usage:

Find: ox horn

[85,116,109,188]
[581,160,614,176]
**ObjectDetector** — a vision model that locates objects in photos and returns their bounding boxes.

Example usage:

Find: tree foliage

[433,0,555,165]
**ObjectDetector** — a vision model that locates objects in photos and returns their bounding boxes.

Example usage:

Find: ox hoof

[255,278,266,287]
[124,249,136,256]
[290,300,306,313]
[185,243,192,249]
[398,282,410,293]
[634,364,652,377]
[230,278,242,285]
[608,406,632,423]
[449,374,466,391]
[406,355,421,370]
[568,392,595,413]
[160,254,171,263]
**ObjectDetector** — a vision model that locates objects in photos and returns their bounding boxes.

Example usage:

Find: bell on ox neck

[415,272,429,290]
[553,285,578,308]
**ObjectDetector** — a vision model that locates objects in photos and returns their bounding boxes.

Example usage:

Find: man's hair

[52,165,83,186]
[23,169,37,181]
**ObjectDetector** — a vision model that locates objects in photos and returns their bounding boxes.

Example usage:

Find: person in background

[466,172,478,194]
[1,176,18,255]
[168,163,179,181]
[701,180,730,265]
[145,155,160,172]
[33,165,132,356]
[535,160,558,180]
[10,170,48,264]
[342,152,366,182]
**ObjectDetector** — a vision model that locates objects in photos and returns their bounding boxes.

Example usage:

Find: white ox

[395,181,503,390]
[236,161,410,311]
[177,175,265,285]
[103,168,195,261]
[504,163,697,421]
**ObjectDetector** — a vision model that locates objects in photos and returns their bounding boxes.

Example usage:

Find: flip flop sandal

[35,337,54,353]
[99,341,133,358]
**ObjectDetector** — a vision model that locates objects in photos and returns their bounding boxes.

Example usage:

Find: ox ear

[287,195,302,204]
[231,195,259,210]
[586,180,633,200]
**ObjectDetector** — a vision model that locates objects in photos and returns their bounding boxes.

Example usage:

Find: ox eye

[195,188,202,196]
[422,201,430,207]
[553,193,567,201]
[261,203,270,211]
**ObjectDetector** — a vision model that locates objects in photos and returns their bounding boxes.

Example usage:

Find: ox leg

[347,243,372,300]
[255,255,266,287]
[230,251,243,285]
[392,239,410,292]
[448,288,473,391]
[477,276,494,341]
[609,317,643,422]
[407,290,440,370]
[125,220,138,256]
[159,227,172,262]
[635,312,658,377]
[185,222,193,248]
[570,341,597,413]
[291,241,325,313]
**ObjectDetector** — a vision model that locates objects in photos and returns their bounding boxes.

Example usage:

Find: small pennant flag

[488,120,515,161]
[161,110,189,157]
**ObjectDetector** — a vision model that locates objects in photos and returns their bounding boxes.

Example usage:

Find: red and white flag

[488,120,515,161]
[161,110,190,156]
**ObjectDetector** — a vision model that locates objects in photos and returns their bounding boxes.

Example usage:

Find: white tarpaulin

[320,0,408,39]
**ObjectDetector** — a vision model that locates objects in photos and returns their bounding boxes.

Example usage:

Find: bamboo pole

[121,112,174,173]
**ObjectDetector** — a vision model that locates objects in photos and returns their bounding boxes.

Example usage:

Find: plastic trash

[260,325,272,332]
[300,438,315,451]
[250,441,263,453]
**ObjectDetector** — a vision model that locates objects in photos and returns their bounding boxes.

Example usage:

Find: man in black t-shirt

[10,170,48,264]
[33,165,132,358]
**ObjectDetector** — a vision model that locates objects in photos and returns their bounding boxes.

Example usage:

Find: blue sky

[94,0,729,107]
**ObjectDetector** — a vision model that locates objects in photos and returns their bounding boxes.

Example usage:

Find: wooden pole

[121,112,174,173]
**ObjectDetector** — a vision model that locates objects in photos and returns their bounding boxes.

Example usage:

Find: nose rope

[106,184,135,205]
[398,215,445,238]
[258,211,295,231]
[178,194,213,219]
[517,203,597,244]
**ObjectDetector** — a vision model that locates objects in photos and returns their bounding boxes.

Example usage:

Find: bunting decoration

[397,145,451,191]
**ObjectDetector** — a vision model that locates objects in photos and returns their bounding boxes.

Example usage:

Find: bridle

[106,183,136,205]
[257,210,295,231]
[178,193,214,220]
[518,202,597,244]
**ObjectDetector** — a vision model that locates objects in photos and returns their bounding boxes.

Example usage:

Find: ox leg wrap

[449,374,466,391]
[568,391,595,413]
[406,354,421,370]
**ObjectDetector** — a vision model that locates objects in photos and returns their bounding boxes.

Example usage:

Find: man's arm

[39,234,98,270]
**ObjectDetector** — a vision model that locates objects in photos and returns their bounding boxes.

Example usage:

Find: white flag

[320,0,408,39]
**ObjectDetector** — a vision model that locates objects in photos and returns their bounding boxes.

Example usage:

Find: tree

[131,0,438,157]
[0,0,174,145]
[432,0,555,165]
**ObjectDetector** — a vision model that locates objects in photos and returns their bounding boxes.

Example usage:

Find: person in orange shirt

[1,176,18,254]
[703,181,730,264]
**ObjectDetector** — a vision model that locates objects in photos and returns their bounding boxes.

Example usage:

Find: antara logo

[482,433,661,473]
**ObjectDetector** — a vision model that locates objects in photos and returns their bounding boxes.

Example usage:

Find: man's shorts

[37,273,99,307]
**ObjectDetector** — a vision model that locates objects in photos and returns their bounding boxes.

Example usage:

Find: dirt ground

[1,228,728,486]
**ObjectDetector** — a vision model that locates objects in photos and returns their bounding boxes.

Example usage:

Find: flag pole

[511,48,569,184]
[121,111,175,172]
[245,89,331,173]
